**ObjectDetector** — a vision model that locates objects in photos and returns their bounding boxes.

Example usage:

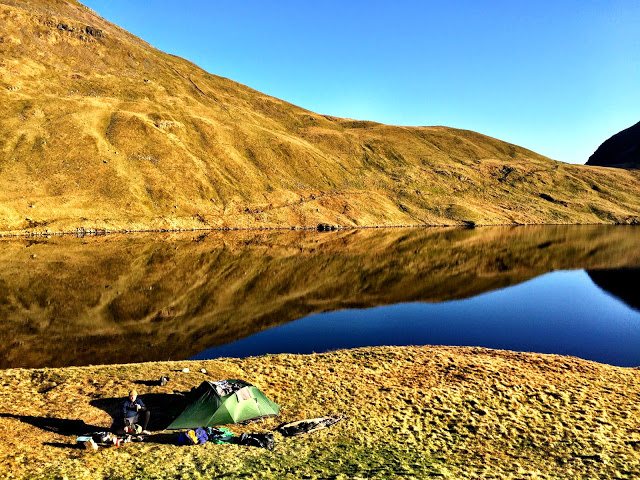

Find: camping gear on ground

[92,432,113,444]
[76,436,98,450]
[177,427,209,445]
[89,432,135,448]
[176,426,235,446]
[177,431,194,445]
[237,432,275,450]
[194,427,209,444]
[124,423,143,434]
[114,436,132,447]
[207,427,234,444]
[167,380,280,429]
[275,414,348,437]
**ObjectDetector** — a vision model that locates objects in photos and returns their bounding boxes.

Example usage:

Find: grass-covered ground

[1,346,639,479]
[2,1,640,235]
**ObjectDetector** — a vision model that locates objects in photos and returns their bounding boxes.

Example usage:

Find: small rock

[182,368,190,373]
[200,368,207,374]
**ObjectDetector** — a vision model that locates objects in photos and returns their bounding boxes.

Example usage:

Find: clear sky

[83,0,639,164]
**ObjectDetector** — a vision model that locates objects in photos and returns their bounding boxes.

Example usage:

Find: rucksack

[178,428,208,446]
[125,424,143,435]
[194,427,209,444]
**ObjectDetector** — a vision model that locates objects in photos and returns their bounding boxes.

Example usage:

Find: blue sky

[83,1,639,164]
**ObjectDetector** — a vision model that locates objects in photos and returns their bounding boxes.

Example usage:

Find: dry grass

[0,346,639,479]
[1,0,640,235]
[2,4,640,477]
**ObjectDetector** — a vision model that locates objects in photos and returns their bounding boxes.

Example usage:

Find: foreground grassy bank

[0,346,639,479]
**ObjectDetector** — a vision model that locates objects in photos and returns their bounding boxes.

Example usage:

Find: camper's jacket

[122,398,146,419]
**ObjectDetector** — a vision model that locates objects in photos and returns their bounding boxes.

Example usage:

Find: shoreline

[1,219,638,239]
[4,344,640,373]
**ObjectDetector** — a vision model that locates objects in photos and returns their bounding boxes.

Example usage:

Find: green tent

[167,379,280,430]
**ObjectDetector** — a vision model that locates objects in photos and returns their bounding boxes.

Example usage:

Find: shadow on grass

[0,413,103,436]
[89,392,188,432]
[133,379,161,387]
[133,376,170,387]
[138,432,178,445]
[0,390,192,448]
[43,442,83,450]
[0,410,185,446]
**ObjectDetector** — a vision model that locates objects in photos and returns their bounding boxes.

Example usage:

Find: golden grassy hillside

[1,346,639,479]
[1,0,640,234]
[1,225,639,368]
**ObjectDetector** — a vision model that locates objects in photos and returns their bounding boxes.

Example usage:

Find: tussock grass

[0,346,639,479]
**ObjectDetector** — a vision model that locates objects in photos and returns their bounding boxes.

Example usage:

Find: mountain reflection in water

[586,269,640,312]
[195,269,640,367]
[0,225,638,369]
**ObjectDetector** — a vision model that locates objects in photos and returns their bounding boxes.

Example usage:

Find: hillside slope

[586,121,640,169]
[1,0,640,233]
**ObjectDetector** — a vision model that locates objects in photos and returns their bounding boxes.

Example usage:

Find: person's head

[128,389,137,402]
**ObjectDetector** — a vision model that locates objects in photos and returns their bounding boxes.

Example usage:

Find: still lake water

[194,269,640,367]
[0,225,638,368]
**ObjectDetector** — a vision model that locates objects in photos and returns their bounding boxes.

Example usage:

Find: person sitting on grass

[121,389,150,435]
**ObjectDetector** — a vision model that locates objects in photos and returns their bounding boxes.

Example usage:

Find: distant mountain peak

[586,121,640,169]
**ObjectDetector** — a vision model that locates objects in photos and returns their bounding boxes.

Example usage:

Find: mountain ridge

[586,121,640,169]
[1,0,640,233]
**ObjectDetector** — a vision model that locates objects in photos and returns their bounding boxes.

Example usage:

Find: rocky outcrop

[586,121,640,168]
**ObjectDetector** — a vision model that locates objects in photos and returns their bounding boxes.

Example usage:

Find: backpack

[238,432,274,450]
[178,430,197,445]
[178,428,208,446]
[194,427,209,444]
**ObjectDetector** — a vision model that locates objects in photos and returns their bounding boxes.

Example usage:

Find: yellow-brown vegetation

[2,2,640,478]
[0,346,639,479]
[1,0,640,234]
